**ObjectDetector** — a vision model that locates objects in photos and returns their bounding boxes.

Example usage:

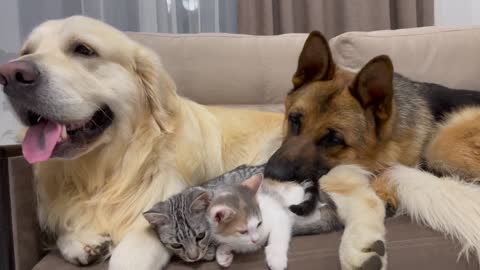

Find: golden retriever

[0,16,283,269]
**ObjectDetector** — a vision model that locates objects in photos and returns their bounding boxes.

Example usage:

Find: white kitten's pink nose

[250,233,259,243]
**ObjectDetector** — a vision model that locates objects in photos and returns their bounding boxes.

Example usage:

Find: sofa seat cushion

[33,216,475,270]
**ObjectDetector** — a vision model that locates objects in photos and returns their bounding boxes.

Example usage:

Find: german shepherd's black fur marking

[422,83,480,122]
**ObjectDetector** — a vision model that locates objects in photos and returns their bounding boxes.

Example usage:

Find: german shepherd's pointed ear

[350,55,394,122]
[134,47,178,133]
[292,31,336,90]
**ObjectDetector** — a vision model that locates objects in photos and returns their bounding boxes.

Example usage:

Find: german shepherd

[265,31,480,259]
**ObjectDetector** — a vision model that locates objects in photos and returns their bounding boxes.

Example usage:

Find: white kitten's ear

[242,173,263,193]
[143,211,169,227]
[209,205,236,224]
[190,189,211,213]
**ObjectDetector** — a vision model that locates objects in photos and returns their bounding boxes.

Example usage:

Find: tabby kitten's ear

[209,205,236,224]
[242,173,263,193]
[190,189,211,214]
[143,205,169,227]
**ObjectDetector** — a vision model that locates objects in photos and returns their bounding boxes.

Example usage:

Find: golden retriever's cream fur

[10,16,283,268]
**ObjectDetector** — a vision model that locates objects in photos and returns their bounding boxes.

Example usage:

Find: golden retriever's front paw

[57,233,112,266]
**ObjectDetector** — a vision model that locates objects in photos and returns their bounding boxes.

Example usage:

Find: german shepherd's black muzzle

[264,145,330,183]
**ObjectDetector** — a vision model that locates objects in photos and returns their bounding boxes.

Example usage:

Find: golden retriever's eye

[73,44,97,57]
[20,49,31,56]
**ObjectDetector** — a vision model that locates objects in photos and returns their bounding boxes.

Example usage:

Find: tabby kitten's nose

[186,249,199,261]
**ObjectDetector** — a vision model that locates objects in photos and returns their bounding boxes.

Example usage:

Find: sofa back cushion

[330,26,480,91]
[127,32,307,105]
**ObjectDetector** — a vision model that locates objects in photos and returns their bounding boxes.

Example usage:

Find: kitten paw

[265,245,287,270]
[57,233,112,266]
[216,245,233,267]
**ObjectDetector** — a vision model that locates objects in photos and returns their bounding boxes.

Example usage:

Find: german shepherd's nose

[264,148,298,181]
[0,60,40,95]
[265,139,331,182]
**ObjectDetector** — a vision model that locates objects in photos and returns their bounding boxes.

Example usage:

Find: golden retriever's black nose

[0,60,39,88]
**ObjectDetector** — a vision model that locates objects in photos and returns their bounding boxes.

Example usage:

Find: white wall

[435,0,480,26]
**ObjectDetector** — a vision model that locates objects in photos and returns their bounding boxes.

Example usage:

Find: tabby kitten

[143,187,214,262]
[143,164,265,262]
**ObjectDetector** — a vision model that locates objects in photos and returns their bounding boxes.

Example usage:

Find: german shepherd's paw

[359,240,386,270]
[57,232,113,266]
[339,233,387,270]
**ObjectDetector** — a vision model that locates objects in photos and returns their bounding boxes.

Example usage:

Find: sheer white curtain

[0,0,237,54]
[434,0,480,26]
[0,0,237,145]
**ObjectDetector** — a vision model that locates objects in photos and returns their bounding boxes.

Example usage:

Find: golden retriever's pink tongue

[22,121,62,164]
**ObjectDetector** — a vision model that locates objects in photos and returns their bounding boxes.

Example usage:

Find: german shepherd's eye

[288,112,303,135]
[73,43,97,57]
[318,128,345,148]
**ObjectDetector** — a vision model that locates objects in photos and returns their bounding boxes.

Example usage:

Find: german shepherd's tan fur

[266,31,480,263]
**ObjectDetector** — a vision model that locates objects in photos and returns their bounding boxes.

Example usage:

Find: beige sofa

[4,26,480,270]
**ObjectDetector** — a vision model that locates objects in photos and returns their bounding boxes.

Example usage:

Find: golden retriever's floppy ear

[350,55,394,122]
[292,31,336,91]
[134,47,178,132]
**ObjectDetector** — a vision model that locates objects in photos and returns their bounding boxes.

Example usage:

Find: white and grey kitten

[208,173,340,270]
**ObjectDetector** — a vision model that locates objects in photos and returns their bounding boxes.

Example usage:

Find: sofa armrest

[1,145,44,270]
[9,156,44,270]
[0,146,20,270]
